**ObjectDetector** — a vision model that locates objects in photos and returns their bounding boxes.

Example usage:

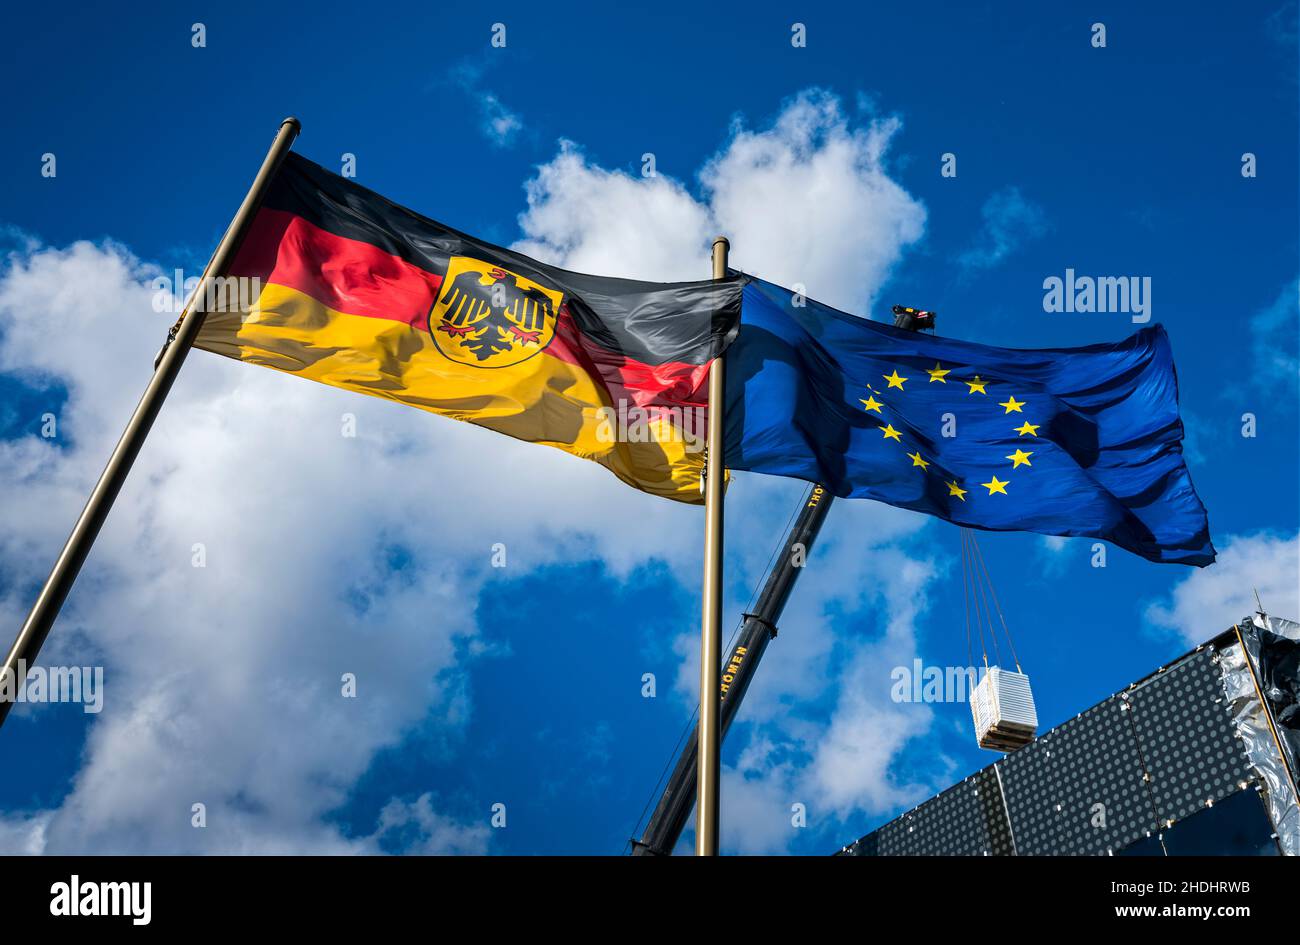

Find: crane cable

[972,535,1003,668]
[959,529,985,669]
[970,530,1022,672]
[959,528,1022,673]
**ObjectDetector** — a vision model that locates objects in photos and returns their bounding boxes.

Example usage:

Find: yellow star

[926,362,950,384]
[1006,449,1034,469]
[999,395,1025,414]
[907,451,929,470]
[982,476,1009,495]
[1015,421,1040,437]
[859,395,883,413]
[884,369,908,390]
[947,480,968,501]
[966,375,988,395]
[880,424,902,442]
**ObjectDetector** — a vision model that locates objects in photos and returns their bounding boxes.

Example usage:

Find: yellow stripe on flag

[196,282,706,502]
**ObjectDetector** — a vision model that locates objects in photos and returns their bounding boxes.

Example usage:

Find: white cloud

[0,239,704,854]
[704,91,927,313]
[716,756,803,856]
[807,547,937,814]
[0,88,935,855]
[1250,277,1299,391]
[516,89,927,314]
[957,186,1048,275]
[1145,531,1300,646]
[704,532,940,854]
[514,142,714,282]
[1266,1,1298,50]
[1034,534,1074,578]
[516,91,941,852]
[448,62,524,148]
[371,793,490,855]
[0,811,48,854]
[480,92,523,147]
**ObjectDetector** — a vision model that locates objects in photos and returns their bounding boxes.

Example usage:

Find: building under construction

[837,613,1300,856]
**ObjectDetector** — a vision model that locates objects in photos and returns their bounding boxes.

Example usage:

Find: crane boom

[629,301,936,855]
[631,484,833,855]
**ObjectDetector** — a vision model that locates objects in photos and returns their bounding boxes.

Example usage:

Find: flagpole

[696,235,729,855]
[0,117,302,730]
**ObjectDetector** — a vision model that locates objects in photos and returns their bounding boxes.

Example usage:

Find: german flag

[195,153,742,502]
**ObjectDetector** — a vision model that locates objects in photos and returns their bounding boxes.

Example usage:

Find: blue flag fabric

[724,277,1215,566]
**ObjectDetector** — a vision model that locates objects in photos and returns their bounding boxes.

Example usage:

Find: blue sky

[0,1,1296,855]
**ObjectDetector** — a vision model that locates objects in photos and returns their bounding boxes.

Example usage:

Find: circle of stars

[859,362,1042,504]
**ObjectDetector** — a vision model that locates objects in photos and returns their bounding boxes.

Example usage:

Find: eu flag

[725,277,1215,566]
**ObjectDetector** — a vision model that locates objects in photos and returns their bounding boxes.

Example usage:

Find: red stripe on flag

[228,207,712,412]
[564,325,712,410]
[228,208,443,329]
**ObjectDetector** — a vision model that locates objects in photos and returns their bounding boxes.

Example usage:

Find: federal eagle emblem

[429,257,562,368]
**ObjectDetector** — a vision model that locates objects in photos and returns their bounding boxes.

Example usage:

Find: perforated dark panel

[972,767,1017,856]
[839,642,1269,856]
[871,807,915,856]
[882,767,1016,855]
[1158,786,1279,856]
[1128,648,1251,826]
[840,832,878,856]
[998,696,1157,855]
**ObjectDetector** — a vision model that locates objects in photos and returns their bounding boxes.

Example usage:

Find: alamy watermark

[151,270,261,315]
[0,660,104,713]
[50,875,150,925]
[594,400,707,452]
[891,659,987,704]
[1042,268,1151,323]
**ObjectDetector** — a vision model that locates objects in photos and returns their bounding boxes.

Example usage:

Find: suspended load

[971,666,1038,751]
[960,528,1037,751]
